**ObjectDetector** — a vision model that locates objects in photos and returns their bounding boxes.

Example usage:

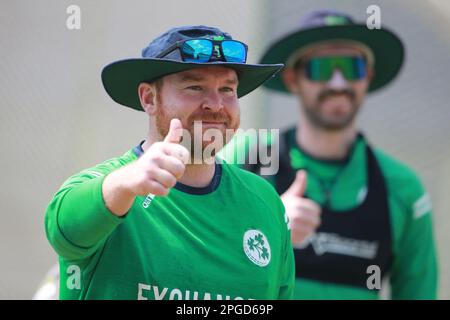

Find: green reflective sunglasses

[156,38,248,63]
[304,56,367,82]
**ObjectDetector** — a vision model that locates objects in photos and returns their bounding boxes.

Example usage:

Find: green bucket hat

[102,25,283,111]
[259,9,405,93]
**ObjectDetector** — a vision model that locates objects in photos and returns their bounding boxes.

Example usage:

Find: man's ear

[282,68,300,93]
[138,82,157,115]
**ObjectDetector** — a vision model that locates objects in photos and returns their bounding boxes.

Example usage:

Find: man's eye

[187,86,203,91]
[220,87,235,93]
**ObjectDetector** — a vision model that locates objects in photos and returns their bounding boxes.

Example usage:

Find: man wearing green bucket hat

[242,10,438,299]
[44,25,295,300]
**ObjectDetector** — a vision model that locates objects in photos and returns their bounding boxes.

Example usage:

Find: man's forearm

[46,174,128,258]
[102,166,137,217]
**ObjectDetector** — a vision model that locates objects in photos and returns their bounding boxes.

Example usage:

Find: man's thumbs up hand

[281,170,322,246]
[124,118,190,197]
[284,170,307,198]
[164,118,184,144]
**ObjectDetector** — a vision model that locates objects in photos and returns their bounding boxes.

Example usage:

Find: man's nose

[202,91,224,112]
[327,70,349,90]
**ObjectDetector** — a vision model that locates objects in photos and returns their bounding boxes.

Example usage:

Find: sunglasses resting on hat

[299,56,368,82]
[156,36,248,63]
[101,25,283,111]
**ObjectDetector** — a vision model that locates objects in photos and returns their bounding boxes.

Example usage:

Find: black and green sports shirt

[220,127,438,299]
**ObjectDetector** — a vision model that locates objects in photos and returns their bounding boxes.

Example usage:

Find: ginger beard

[155,95,240,161]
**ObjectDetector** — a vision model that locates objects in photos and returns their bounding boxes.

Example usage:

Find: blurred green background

[0,0,449,299]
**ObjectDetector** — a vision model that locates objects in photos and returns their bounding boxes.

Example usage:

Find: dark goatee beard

[304,88,360,131]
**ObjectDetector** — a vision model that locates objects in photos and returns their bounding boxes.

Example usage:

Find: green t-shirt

[45,147,295,300]
[220,128,438,300]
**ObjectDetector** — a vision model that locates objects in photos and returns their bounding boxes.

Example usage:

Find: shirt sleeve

[277,204,296,299]
[389,173,438,300]
[45,163,128,261]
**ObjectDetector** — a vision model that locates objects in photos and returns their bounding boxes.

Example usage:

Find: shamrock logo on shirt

[243,230,271,267]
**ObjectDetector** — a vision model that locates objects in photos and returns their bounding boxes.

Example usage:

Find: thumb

[286,170,307,197]
[164,118,183,144]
